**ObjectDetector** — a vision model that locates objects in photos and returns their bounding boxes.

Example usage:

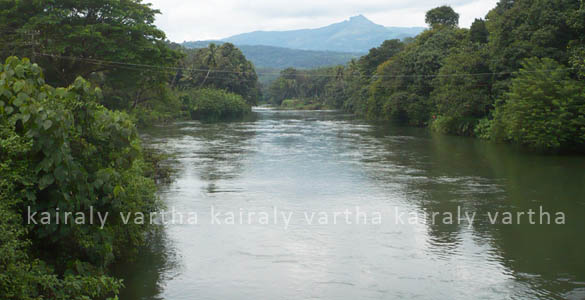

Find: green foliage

[183,42,364,70]
[181,88,251,121]
[1,57,159,299]
[0,199,122,300]
[359,40,404,76]
[368,26,466,125]
[279,99,331,110]
[491,58,585,150]
[266,40,405,112]
[430,44,492,121]
[469,18,488,44]
[265,2,585,152]
[474,117,493,140]
[425,6,459,29]
[0,0,178,85]
[430,115,479,136]
[267,67,342,106]
[485,0,582,97]
[176,43,260,105]
[0,0,183,124]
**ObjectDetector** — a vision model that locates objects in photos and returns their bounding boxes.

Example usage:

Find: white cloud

[146,0,500,42]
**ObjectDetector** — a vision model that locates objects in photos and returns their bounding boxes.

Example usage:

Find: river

[117,108,585,299]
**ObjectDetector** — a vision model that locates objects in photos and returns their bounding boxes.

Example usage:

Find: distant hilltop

[185,15,425,53]
[181,42,363,69]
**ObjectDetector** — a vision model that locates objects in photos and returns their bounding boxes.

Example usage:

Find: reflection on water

[123,108,585,299]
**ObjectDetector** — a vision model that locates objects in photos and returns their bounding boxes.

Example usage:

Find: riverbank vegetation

[267,1,585,152]
[0,1,260,126]
[1,57,156,299]
[279,99,333,110]
[0,0,261,299]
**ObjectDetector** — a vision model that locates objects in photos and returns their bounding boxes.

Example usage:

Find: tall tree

[177,43,260,105]
[0,0,180,86]
[470,18,488,44]
[425,6,459,29]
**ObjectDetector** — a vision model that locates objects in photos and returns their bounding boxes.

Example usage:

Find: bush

[181,88,250,121]
[0,57,159,299]
[491,58,585,150]
[430,115,479,136]
[474,117,493,140]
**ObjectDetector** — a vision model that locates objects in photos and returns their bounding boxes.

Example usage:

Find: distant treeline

[267,2,585,152]
[183,41,364,69]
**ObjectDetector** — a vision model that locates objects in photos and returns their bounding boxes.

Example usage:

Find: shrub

[491,58,585,150]
[430,115,479,136]
[181,88,250,121]
[474,117,493,140]
[1,56,159,299]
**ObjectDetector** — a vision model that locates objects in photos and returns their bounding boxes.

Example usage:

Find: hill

[182,41,363,69]
[222,15,425,53]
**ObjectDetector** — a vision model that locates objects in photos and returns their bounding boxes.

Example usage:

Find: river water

[119,108,585,299]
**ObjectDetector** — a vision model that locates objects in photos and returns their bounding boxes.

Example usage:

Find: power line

[37,52,261,75]
[0,43,562,83]
[35,52,582,79]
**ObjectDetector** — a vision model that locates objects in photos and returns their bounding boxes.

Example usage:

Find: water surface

[119,108,585,299]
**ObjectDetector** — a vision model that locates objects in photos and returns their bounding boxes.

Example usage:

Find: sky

[146,0,500,42]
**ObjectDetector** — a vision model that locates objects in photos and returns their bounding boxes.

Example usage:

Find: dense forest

[267,1,585,152]
[0,0,259,299]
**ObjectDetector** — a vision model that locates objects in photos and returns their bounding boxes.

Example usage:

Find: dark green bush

[1,56,159,299]
[181,88,251,121]
[430,115,479,136]
[491,58,585,150]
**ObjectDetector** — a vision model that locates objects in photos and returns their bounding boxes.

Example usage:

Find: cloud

[146,0,500,42]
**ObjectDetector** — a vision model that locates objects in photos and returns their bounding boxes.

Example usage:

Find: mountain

[221,15,425,53]
[182,41,363,69]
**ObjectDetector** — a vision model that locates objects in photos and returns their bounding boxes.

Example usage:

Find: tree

[470,18,488,44]
[430,45,493,136]
[0,0,180,86]
[177,43,260,105]
[1,57,160,298]
[0,0,183,125]
[359,39,404,76]
[491,58,585,150]
[485,0,582,87]
[425,6,459,29]
[368,26,466,125]
[568,1,585,78]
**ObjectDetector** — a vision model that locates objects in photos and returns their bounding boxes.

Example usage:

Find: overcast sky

[147,0,500,42]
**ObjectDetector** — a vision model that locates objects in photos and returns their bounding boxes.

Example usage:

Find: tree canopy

[425,6,459,29]
[176,43,260,105]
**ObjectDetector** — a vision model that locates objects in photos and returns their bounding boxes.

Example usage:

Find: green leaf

[39,174,55,190]
[15,64,25,77]
[54,166,68,182]
[13,92,28,106]
[43,119,53,130]
[13,80,24,93]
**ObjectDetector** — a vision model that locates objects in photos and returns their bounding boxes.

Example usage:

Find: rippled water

[118,108,585,300]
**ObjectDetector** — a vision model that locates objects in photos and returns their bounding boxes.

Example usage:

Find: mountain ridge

[181,16,425,70]
[220,15,425,52]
